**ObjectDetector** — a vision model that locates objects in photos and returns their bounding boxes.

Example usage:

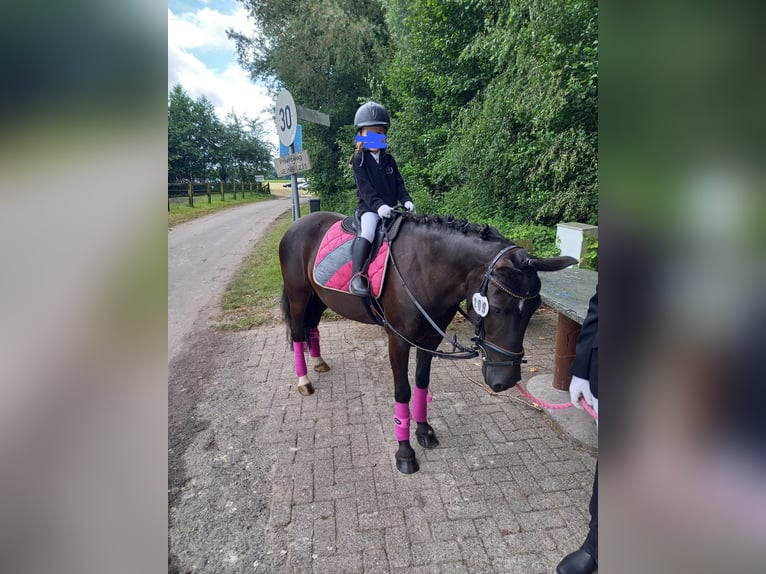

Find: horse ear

[527,256,578,271]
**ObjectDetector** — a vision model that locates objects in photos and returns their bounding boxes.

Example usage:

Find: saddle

[340,209,406,261]
[313,211,406,299]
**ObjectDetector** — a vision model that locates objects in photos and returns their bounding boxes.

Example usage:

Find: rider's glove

[404,201,415,213]
[377,204,393,218]
[569,375,594,410]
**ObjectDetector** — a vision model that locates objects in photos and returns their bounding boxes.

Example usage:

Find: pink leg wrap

[307,328,321,358]
[413,387,432,423]
[394,402,410,441]
[293,341,307,377]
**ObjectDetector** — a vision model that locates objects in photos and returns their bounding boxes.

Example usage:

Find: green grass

[168,191,278,228]
[213,203,342,331]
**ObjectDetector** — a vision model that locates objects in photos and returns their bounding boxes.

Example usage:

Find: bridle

[469,244,541,367]
[379,223,540,367]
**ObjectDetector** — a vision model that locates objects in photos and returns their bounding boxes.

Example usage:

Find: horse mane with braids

[399,212,508,242]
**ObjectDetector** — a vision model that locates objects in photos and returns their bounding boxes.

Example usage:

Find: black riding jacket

[351,150,412,214]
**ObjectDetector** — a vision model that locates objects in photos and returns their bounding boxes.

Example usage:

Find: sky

[168,0,279,152]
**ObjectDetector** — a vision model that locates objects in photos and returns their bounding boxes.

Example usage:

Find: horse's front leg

[389,336,418,474]
[413,349,439,449]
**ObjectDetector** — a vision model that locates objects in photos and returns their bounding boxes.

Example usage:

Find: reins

[378,212,538,366]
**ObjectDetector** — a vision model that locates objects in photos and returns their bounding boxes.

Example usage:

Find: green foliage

[167,84,272,183]
[230,0,390,202]
[579,236,599,270]
[433,0,597,227]
[228,0,597,233]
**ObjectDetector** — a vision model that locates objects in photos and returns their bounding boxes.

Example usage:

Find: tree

[168,85,273,183]
[167,85,224,182]
[381,0,491,198]
[229,0,390,209]
[432,0,598,225]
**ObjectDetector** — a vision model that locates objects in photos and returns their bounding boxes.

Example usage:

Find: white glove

[569,375,594,410]
[377,204,393,218]
[404,201,415,213]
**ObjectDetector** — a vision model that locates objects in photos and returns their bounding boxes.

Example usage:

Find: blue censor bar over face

[355,131,388,149]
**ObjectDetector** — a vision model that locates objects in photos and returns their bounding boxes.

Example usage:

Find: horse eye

[490,306,504,315]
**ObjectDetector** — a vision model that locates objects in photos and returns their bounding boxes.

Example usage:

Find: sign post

[274,90,330,220]
[275,91,301,220]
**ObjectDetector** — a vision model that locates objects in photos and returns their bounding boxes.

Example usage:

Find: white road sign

[275,90,297,147]
[274,150,312,177]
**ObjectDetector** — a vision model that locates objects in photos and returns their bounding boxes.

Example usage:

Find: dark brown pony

[279,211,576,473]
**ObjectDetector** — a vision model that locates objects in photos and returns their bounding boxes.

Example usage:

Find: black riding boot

[349,237,372,296]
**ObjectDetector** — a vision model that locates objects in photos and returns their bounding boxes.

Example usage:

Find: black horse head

[471,246,576,392]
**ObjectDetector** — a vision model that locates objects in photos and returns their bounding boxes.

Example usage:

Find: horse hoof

[313,360,330,373]
[396,456,419,474]
[416,430,439,449]
[298,383,314,396]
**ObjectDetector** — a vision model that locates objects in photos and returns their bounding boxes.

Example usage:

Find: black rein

[379,214,538,367]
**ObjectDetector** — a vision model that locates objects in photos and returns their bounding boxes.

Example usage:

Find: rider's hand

[569,376,594,409]
[377,204,393,218]
[404,201,415,213]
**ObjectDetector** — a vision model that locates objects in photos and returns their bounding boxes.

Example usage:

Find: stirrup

[349,272,370,296]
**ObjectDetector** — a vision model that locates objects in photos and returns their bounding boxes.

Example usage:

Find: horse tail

[281,287,293,343]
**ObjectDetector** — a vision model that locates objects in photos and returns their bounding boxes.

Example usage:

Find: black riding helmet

[354,101,390,131]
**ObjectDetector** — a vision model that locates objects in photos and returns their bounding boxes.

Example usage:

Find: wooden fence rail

[168,181,271,209]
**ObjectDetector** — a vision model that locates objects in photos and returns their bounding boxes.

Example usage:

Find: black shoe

[556,549,597,574]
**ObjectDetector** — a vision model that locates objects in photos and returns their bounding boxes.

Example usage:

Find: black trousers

[582,463,598,561]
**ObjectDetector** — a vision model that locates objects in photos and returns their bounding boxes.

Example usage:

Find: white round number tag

[472,293,489,317]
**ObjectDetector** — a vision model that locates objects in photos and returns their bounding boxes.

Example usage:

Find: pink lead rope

[514,383,599,420]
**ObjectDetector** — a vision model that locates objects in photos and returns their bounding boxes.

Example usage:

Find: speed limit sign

[275,90,297,147]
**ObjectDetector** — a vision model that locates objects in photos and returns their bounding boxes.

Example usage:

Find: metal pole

[290,143,300,221]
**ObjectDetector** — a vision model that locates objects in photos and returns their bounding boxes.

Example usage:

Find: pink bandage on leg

[307,328,321,358]
[394,402,410,441]
[413,387,432,423]
[293,341,308,377]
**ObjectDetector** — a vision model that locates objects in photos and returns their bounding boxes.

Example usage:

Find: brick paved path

[169,306,597,573]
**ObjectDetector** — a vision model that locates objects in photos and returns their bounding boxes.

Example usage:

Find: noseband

[471,245,541,368]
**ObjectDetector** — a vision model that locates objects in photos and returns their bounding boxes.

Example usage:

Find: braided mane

[400,212,508,242]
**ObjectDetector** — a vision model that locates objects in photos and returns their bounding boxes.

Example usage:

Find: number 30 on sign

[275,91,297,147]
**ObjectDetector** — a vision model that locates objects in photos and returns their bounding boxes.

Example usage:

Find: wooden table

[539,267,597,390]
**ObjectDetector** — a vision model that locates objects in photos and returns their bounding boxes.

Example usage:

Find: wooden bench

[539,266,598,390]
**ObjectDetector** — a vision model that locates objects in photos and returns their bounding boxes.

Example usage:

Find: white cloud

[168,7,248,51]
[168,6,278,152]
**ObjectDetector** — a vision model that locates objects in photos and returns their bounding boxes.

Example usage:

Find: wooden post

[233,182,237,200]
[552,314,581,390]
[206,183,211,203]
[187,182,193,207]
[220,182,224,201]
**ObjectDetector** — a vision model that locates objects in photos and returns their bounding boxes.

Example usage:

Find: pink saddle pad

[313,221,389,298]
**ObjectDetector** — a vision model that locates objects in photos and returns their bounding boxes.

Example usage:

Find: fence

[168,181,272,209]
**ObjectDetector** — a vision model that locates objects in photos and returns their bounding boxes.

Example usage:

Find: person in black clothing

[348,101,414,296]
[557,288,598,574]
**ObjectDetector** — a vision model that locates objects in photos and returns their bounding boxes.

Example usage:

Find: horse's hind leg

[305,296,330,373]
[414,349,439,449]
[283,287,316,396]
